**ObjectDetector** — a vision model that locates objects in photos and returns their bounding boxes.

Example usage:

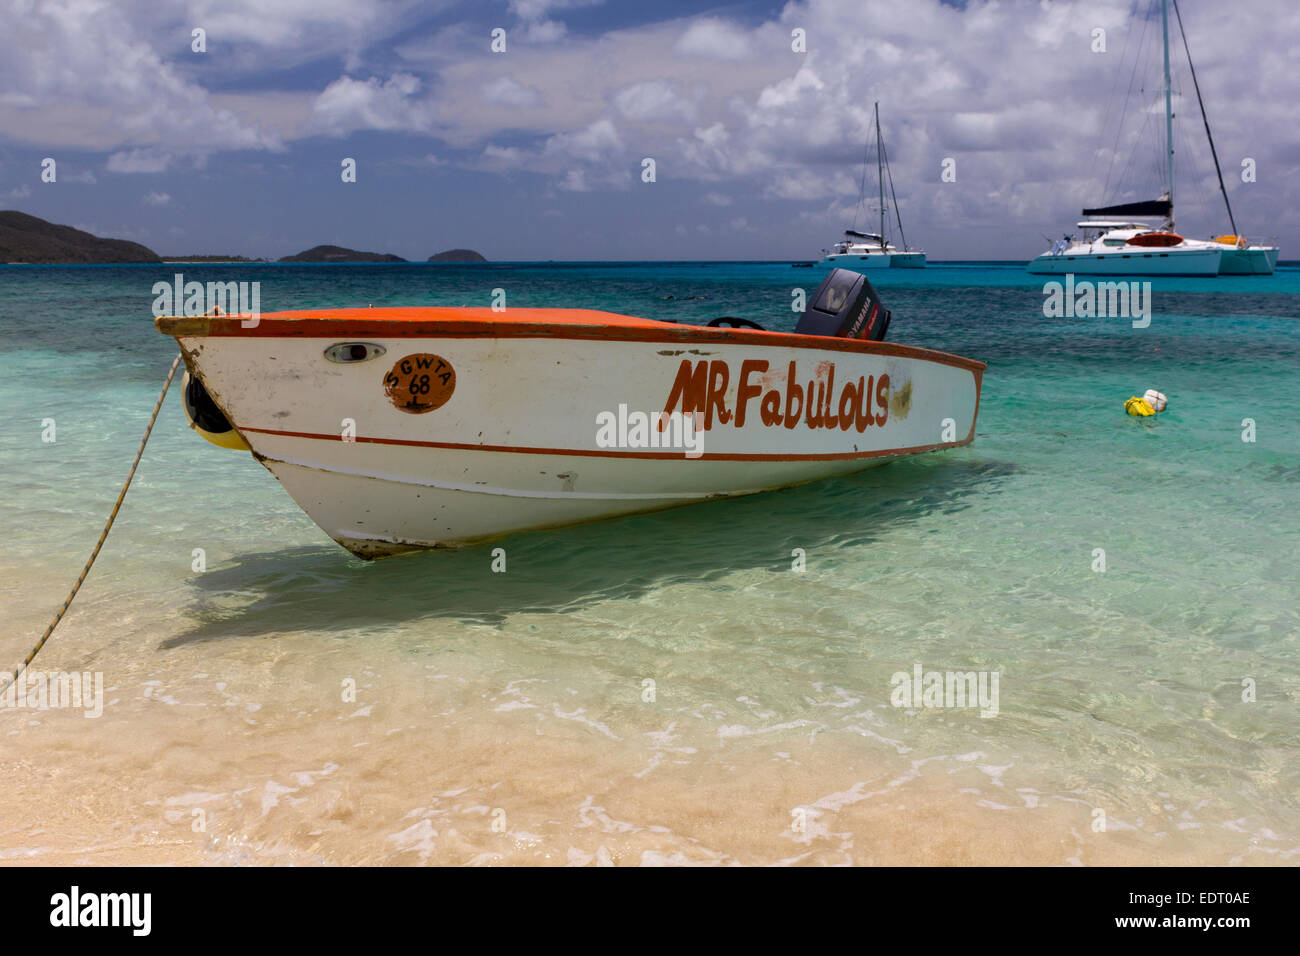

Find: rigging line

[1095,0,1137,196]
[1113,12,1168,208]
[1172,0,1237,235]
[1114,108,1156,204]
[1175,108,1216,226]
[880,127,907,252]
[874,102,885,247]
[852,109,873,232]
[1103,0,1154,201]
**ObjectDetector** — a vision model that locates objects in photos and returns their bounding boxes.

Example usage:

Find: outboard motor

[795,268,891,342]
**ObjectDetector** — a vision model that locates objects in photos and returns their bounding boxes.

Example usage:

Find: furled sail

[1081,199,1172,218]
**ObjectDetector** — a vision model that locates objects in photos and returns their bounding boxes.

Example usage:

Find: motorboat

[157,269,984,558]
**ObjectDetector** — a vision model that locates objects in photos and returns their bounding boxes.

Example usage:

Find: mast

[1172,0,1238,236]
[1161,0,1175,226]
[875,102,885,249]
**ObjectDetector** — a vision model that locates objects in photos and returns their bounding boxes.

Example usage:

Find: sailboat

[820,103,925,269]
[1028,0,1278,276]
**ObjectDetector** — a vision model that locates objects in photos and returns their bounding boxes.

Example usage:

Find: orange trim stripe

[240,425,976,462]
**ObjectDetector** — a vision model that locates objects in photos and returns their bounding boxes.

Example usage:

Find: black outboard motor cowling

[795,268,891,342]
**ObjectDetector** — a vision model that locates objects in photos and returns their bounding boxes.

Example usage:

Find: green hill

[0,210,161,263]
[279,245,406,263]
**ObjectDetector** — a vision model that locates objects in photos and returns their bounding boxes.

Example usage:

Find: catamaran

[1028,0,1277,276]
[820,103,925,269]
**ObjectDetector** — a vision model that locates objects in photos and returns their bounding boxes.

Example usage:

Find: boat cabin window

[1103,238,1127,246]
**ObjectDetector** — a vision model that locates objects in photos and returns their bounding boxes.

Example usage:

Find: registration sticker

[383,353,456,413]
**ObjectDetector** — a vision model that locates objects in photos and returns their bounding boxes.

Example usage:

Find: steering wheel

[707,316,766,331]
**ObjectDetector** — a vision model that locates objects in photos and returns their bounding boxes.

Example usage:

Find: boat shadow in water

[163,454,1016,647]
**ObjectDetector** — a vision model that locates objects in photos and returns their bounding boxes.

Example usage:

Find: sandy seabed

[2,649,1284,867]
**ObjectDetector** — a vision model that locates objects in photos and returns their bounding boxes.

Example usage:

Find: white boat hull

[1217,246,1278,275]
[1026,246,1222,276]
[160,309,983,557]
[821,251,926,269]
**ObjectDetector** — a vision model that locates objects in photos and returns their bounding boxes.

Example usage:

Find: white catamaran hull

[821,251,927,269]
[1217,246,1279,275]
[1026,247,1222,276]
[161,309,982,557]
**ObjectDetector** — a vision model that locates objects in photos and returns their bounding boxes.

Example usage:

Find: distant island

[279,244,406,263]
[0,210,161,264]
[162,254,270,263]
[1,212,486,266]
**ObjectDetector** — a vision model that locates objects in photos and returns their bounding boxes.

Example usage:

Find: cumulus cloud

[508,0,603,43]
[185,0,415,50]
[474,118,631,191]
[145,0,437,75]
[558,168,590,192]
[481,144,527,168]
[482,77,542,109]
[614,81,696,123]
[763,168,858,202]
[143,191,171,206]
[674,18,753,61]
[676,123,733,177]
[108,150,174,174]
[0,0,280,157]
[436,0,1292,247]
[3,0,1297,253]
[310,73,436,136]
[542,118,623,164]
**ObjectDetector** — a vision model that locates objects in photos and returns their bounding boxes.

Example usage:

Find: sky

[1,0,1297,261]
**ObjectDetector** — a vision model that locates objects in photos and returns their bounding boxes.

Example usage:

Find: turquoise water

[1,262,1296,865]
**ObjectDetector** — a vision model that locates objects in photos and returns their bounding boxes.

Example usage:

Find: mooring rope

[0,352,182,697]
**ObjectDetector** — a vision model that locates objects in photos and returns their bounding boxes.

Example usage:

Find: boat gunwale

[155,311,988,374]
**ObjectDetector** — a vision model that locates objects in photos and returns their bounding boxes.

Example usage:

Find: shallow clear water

[1,262,1296,865]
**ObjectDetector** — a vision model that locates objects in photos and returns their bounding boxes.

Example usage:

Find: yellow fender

[1124,396,1155,417]
[193,420,252,450]
[182,371,251,450]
